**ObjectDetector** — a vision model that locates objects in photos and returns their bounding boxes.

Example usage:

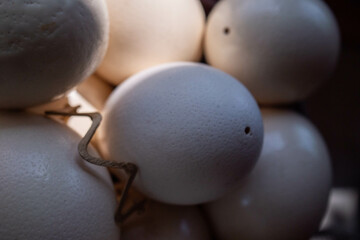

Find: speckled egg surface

[205,0,340,105]
[97,0,205,85]
[205,109,332,240]
[98,62,263,205]
[122,200,211,240]
[0,0,109,109]
[0,112,119,240]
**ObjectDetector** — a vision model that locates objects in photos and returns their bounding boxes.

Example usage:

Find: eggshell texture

[96,0,205,85]
[0,0,109,109]
[122,201,211,240]
[205,109,332,240]
[205,0,340,104]
[98,62,264,205]
[0,112,119,240]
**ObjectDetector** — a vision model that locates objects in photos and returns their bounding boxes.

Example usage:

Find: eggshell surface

[205,0,340,104]
[0,0,109,109]
[205,109,332,240]
[98,62,263,205]
[122,201,211,240]
[0,112,120,240]
[97,0,205,85]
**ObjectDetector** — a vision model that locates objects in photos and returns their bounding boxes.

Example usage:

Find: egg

[0,0,109,109]
[204,109,332,240]
[97,62,263,205]
[122,200,211,240]
[0,112,119,240]
[77,74,113,111]
[96,0,205,85]
[205,0,340,105]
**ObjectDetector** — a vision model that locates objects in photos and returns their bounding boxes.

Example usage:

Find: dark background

[302,0,360,189]
[302,1,360,237]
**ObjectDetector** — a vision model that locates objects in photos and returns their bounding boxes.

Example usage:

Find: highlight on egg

[96,0,205,85]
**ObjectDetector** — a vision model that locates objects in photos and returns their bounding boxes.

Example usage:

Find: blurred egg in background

[96,0,205,85]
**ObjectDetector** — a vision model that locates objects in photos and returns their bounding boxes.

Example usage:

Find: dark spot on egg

[245,126,251,135]
[223,27,230,35]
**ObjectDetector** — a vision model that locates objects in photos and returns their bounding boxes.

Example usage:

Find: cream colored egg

[205,109,332,240]
[122,201,211,240]
[205,0,340,104]
[98,62,263,205]
[77,74,113,111]
[0,112,119,240]
[0,0,109,109]
[96,0,205,85]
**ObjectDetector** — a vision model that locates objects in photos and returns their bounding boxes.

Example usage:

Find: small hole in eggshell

[245,126,251,135]
[223,27,230,35]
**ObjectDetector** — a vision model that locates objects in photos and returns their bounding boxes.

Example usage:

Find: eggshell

[0,112,120,240]
[0,0,109,109]
[204,109,332,240]
[96,0,205,85]
[205,0,340,104]
[97,62,263,205]
[77,74,113,111]
[122,201,211,240]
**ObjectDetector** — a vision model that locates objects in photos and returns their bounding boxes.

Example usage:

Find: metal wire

[45,110,140,224]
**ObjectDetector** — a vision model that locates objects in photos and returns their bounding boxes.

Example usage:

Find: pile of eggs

[0,0,340,239]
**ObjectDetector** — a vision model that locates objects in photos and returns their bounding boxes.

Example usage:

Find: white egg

[122,201,211,240]
[97,62,263,205]
[205,109,332,240]
[0,0,109,109]
[96,0,205,85]
[0,112,120,240]
[205,0,340,104]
